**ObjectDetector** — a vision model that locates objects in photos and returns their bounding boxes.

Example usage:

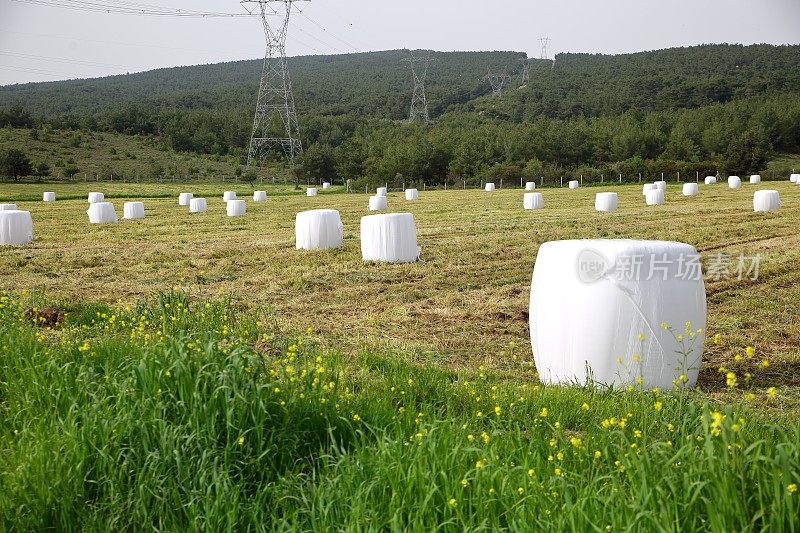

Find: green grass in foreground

[1,290,799,531]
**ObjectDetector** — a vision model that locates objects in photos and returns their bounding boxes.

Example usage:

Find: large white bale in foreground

[369,195,388,211]
[253,191,267,202]
[485,183,496,192]
[642,183,656,195]
[307,188,318,197]
[530,239,707,389]
[790,174,800,183]
[750,175,761,184]
[190,198,208,213]
[654,181,667,191]
[568,180,580,189]
[43,192,56,202]
[704,176,717,185]
[0,210,33,245]
[322,182,332,190]
[87,202,117,224]
[295,209,344,251]
[405,188,419,201]
[88,192,104,204]
[223,191,237,202]
[0,204,17,211]
[525,182,536,191]
[753,190,780,212]
[178,192,193,206]
[376,187,388,197]
[683,183,699,197]
[227,200,246,217]
[123,202,145,220]
[595,192,618,213]
[728,176,742,189]
[523,192,544,210]
[645,189,665,206]
[360,213,420,263]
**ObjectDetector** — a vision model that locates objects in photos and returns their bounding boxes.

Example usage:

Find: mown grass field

[2,180,800,529]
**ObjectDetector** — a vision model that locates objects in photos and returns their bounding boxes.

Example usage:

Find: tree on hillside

[0,148,33,180]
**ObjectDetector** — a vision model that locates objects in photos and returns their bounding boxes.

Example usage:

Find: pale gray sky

[1,0,798,86]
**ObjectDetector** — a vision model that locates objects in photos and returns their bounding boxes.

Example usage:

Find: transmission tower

[401,51,435,123]
[485,69,511,97]
[243,0,308,167]
[538,37,551,60]
[519,57,532,84]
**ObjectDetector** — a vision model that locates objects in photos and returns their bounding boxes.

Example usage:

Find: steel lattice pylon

[519,57,532,84]
[401,51,435,123]
[243,0,308,167]
[485,69,511,97]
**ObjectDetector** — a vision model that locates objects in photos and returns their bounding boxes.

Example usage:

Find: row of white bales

[2,174,800,390]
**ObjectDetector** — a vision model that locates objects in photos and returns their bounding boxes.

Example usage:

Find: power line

[10,0,258,17]
[297,11,360,53]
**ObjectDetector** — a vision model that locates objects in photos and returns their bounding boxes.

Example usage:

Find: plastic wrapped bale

[0,210,33,245]
[295,209,344,251]
[645,189,665,206]
[307,188,318,197]
[123,202,145,220]
[642,183,656,195]
[43,192,56,202]
[0,204,17,211]
[529,239,707,389]
[753,190,780,212]
[322,182,332,190]
[223,191,237,202]
[178,192,193,206]
[704,176,717,185]
[360,213,420,263]
[654,181,667,190]
[190,198,208,213]
[368,195,388,211]
[523,192,544,210]
[405,188,419,201]
[791,174,800,183]
[728,176,742,189]
[227,200,246,217]
[88,192,105,204]
[87,202,117,224]
[595,192,618,213]
[253,191,267,202]
[750,175,761,184]
[569,180,580,189]
[682,183,699,197]
[376,187,388,197]
[525,182,536,191]
[485,183,496,192]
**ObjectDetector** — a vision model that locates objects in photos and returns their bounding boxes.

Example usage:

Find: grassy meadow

[2,180,800,529]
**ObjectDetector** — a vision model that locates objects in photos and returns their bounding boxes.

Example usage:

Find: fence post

[560,176,563,187]
[619,173,622,183]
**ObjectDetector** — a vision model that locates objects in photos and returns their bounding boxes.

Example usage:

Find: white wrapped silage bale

[223,191,237,202]
[376,187,388,197]
[368,195,388,211]
[227,200,246,217]
[43,192,56,202]
[322,182,332,190]
[595,192,618,213]
[485,183,496,192]
[190,198,208,213]
[642,183,656,195]
[88,192,104,204]
[295,209,344,251]
[753,190,780,212]
[645,189,665,206]
[569,180,580,189]
[307,188,318,197]
[529,239,707,389]
[178,192,193,206]
[0,210,33,245]
[749,175,761,184]
[524,192,544,210]
[123,202,145,220]
[360,213,420,263]
[525,182,536,191]
[0,204,17,211]
[654,181,667,191]
[253,191,267,202]
[405,188,419,201]
[87,202,117,224]
[790,174,800,183]
[704,176,717,185]
[728,176,742,189]
[682,183,699,197]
